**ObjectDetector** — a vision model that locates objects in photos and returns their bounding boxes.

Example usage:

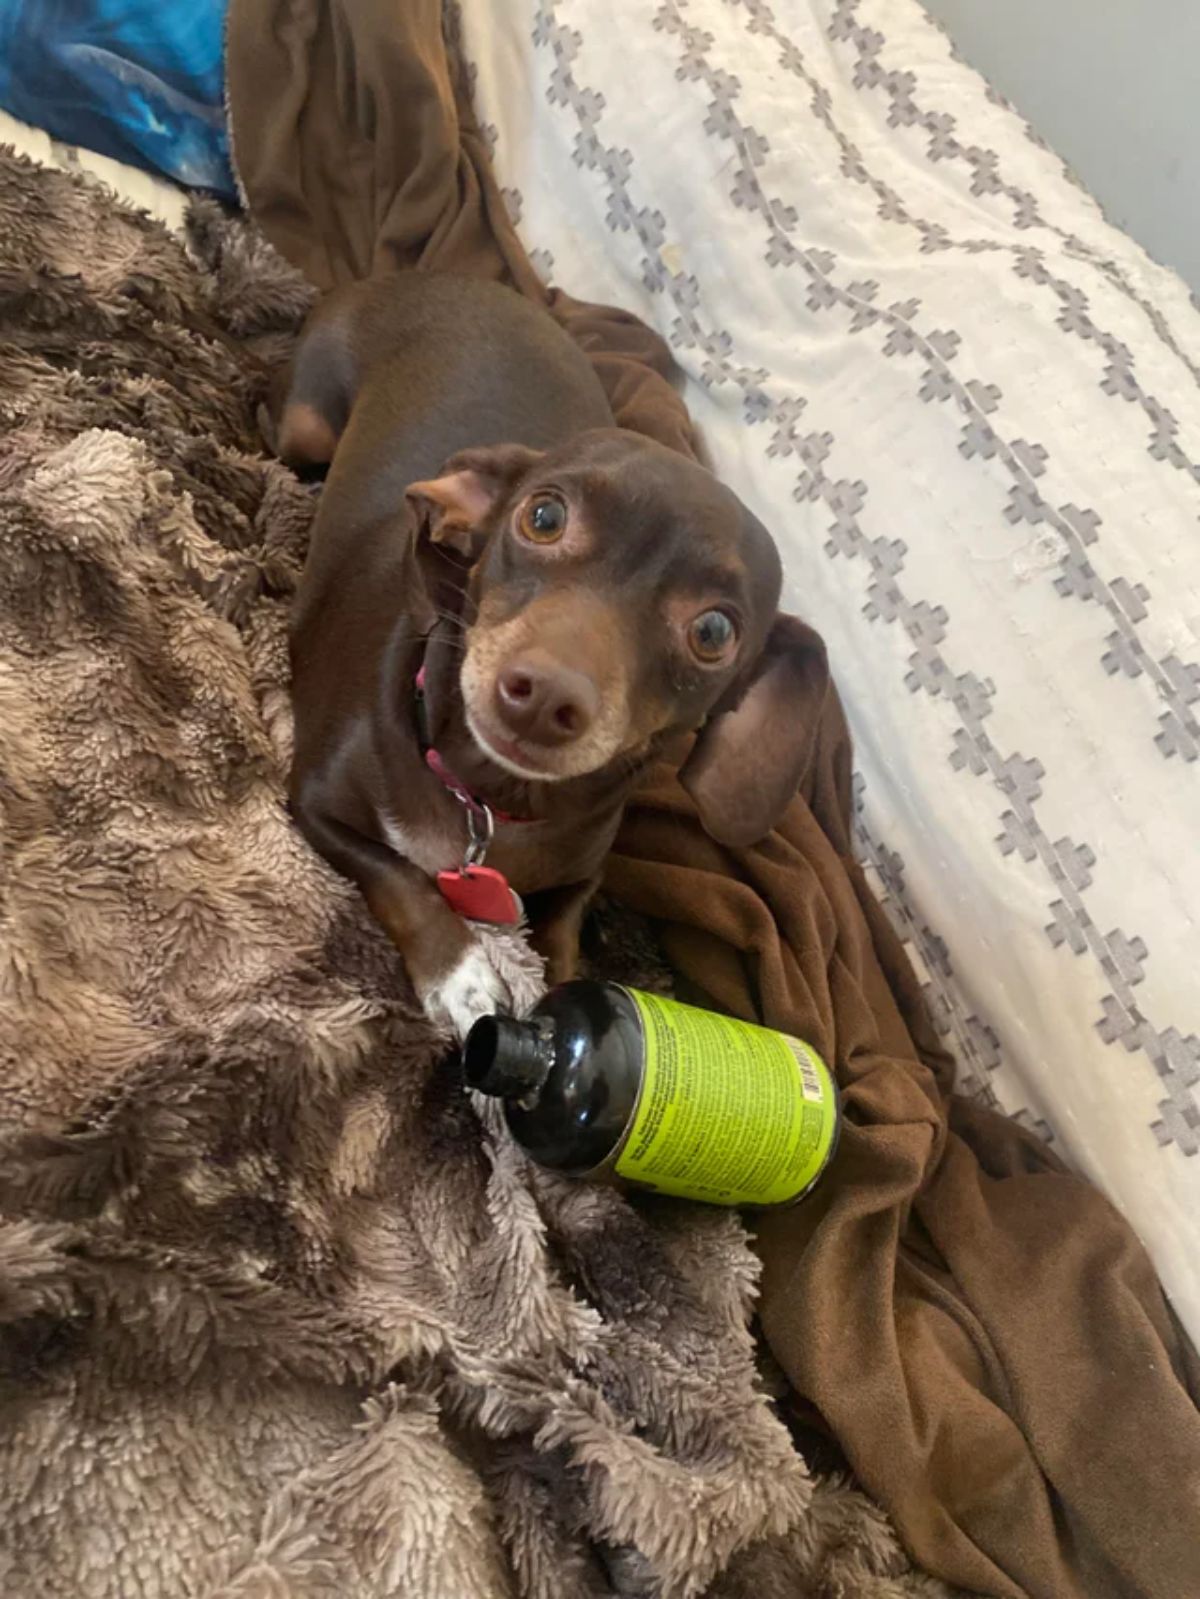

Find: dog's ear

[679,614,828,849]
[406,445,543,557]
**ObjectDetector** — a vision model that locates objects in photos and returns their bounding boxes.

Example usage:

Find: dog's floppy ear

[679,614,828,849]
[406,444,543,557]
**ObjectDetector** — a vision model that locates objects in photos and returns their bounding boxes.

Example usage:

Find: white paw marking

[421,942,512,1042]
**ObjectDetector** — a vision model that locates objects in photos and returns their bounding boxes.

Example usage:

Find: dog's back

[281,274,612,519]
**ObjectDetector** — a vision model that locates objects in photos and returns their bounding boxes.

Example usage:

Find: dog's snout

[495,658,599,746]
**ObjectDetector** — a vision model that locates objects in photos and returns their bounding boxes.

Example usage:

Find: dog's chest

[380,809,461,879]
[487,814,620,895]
[380,803,613,897]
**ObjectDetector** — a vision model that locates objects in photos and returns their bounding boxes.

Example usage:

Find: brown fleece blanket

[0,148,956,1599]
[224,2,1200,1597]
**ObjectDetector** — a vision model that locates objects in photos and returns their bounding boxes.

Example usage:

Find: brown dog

[278,274,816,1037]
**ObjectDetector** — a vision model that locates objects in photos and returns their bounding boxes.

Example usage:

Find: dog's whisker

[387,626,470,657]
[432,609,472,632]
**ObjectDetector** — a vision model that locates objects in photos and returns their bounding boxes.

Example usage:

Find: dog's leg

[272,294,360,469]
[296,806,510,1040]
[528,879,599,988]
[365,871,511,1041]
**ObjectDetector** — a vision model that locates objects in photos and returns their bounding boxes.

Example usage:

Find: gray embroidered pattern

[852,778,1059,1135]
[827,0,1200,392]
[522,0,1200,1153]
[722,0,1200,763]
[445,8,559,309]
[741,0,1200,477]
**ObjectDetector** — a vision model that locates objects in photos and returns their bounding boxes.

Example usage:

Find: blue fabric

[0,0,234,197]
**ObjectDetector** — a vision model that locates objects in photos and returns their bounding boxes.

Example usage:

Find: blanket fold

[226,0,697,460]
[222,3,1200,1596]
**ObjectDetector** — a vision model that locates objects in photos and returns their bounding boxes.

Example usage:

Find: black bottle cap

[463,1014,555,1100]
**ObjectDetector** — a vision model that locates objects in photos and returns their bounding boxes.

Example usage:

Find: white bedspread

[458,0,1200,1342]
[0,107,186,230]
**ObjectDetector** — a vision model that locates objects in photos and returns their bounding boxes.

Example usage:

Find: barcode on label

[786,1038,824,1102]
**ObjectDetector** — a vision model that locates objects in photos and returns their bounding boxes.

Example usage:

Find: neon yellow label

[614,989,839,1207]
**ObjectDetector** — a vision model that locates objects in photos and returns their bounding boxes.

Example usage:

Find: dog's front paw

[419,940,512,1042]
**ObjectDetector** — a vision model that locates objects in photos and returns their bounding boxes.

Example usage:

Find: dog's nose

[494,659,599,746]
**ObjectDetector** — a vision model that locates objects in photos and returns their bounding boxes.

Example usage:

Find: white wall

[921,0,1200,295]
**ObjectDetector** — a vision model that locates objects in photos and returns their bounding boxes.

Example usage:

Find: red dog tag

[436,865,521,926]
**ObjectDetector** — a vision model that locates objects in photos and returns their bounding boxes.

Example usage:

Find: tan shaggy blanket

[0,150,959,1598]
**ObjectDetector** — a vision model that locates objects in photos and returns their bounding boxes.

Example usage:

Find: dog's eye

[688,609,737,662]
[519,493,568,544]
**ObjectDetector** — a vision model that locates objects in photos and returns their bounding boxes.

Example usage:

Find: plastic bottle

[463,980,840,1208]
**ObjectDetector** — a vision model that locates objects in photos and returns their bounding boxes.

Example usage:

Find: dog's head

[407,429,821,847]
